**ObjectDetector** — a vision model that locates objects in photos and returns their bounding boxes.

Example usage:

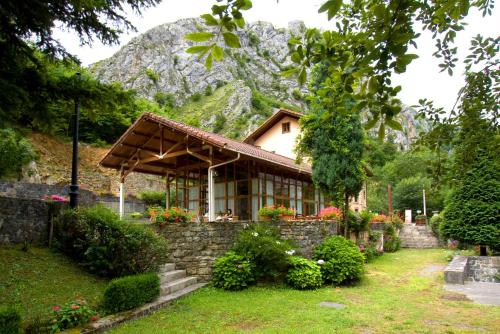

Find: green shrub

[138,190,166,207]
[191,92,202,102]
[0,307,21,334]
[204,85,213,96]
[0,128,36,179]
[103,273,160,313]
[130,212,143,219]
[232,223,295,281]
[429,213,443,238]
[313,236,365,285]
[346,210,368,233]
[383,224,401,252]
[50,300,96,332]
[358,243,382,262]
[53,205,169,277]
[286,256,323,290]
[212,251,255,291]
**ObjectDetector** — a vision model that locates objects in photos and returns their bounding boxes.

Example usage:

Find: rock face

[91,18,426,143]
[92,18,305,103]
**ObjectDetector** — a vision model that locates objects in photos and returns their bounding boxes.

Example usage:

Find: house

[100,109,367,220]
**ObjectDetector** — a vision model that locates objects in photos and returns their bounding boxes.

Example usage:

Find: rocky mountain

[91,18,428,143]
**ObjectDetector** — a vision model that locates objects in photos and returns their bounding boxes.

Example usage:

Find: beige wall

[349,183,367,212]
[254,116,300,159]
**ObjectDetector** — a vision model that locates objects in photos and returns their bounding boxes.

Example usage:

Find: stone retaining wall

[0,181,95,205]
[157,220,338,282]
[0,196,65,244]
[467,256,500,283]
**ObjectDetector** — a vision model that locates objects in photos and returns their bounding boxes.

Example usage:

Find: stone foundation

[157,220,338,282]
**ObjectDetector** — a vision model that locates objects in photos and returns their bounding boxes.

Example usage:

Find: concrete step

[160,276,198,296]
[159,270,186,284]
[159,263,176,273]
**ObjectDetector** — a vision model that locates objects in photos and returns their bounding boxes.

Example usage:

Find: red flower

[52,306,61,312]
[91,316,99,321]
[70,305,80,310]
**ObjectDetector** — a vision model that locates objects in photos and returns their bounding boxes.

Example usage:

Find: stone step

[159,263,176,273]
[159,270,186,284]
[160,276,198,296]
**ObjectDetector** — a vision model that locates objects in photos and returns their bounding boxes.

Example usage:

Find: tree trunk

[344,193,349,238]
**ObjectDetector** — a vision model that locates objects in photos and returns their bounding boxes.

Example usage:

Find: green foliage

[148,206,192,226]
[103,273,160,313]
[313,236,365,285]
[191,92,202,102]
[383,224,401,253]
[145,68,159,83]
[393,176,431,212]
[346,210,369,233]
[232,223,295,281]
[0,306,21,334]
[204,85,213,96]
[154,92,177,109]
[212,251,255,291]
[212,113,227,133]
[441,152,500,249]
[248,30,260,47]
[428,213,443,239]
[138,190,166,207]
[0,128,36,179]
[52,205,169,277]
[298,73,365,222]
[285,256,323,290]
[50,300,96,333]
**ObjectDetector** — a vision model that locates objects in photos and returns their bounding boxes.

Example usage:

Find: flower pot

[259,215,271,222]
[415,217,427,225]
[281,215,295,221]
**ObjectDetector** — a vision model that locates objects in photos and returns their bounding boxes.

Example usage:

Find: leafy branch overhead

[185,0,252,69]
[187,0,494,138]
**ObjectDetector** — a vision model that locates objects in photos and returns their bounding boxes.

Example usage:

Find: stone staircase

[158,263,204,296]
[400,224,440,248]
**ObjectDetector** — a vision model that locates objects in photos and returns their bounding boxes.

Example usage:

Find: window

[282,122,290,134]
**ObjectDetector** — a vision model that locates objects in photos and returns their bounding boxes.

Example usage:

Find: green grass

[111,249,500,334]
[0,246,108,323]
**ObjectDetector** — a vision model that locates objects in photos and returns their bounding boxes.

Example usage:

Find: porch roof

[100,113,312,177]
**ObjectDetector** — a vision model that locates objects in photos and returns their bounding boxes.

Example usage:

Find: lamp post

[69,72,81,208]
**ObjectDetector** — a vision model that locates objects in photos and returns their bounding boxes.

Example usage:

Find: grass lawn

[111,249,500,334]
[0,246,108,323]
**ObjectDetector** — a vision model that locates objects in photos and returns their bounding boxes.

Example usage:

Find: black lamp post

[69,72,81,208]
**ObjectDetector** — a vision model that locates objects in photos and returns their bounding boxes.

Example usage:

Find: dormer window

[282,122,290,134]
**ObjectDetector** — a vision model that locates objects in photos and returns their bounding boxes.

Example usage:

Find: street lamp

[69,72,81,208]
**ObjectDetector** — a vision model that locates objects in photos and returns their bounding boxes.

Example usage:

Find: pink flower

[70,305,80,310]
[52,306,61,312]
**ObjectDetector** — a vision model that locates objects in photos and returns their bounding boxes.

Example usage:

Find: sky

[53,0,499,110]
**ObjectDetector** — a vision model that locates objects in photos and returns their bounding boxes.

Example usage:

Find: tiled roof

[100,112,312,175]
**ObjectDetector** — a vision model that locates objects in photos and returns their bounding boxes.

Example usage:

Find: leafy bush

[346,210,368,233]
[313,236,365,285]
[191,92,202,102]
[138,190,166,207]
[383,224,401,252]
[0,306,21,334]
[103,273,160,313]
[232,223,295,281]
[286,256,323,290]
[429,213,443,238]
[212,251,255,291]
[130,212,143,219]
[53,205,169,277]
[50,300,96,333]
[0,128,36,179]
[358,243,382,262]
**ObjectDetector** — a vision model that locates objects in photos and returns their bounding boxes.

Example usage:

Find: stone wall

[157,220,338,282]
[467,256,500,283]
[0,197,65,244]
[0,181,95,205]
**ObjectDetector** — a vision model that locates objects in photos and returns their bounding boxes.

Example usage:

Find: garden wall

[157,220,338,282]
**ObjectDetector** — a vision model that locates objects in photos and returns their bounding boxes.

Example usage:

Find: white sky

[53,0,499,110]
